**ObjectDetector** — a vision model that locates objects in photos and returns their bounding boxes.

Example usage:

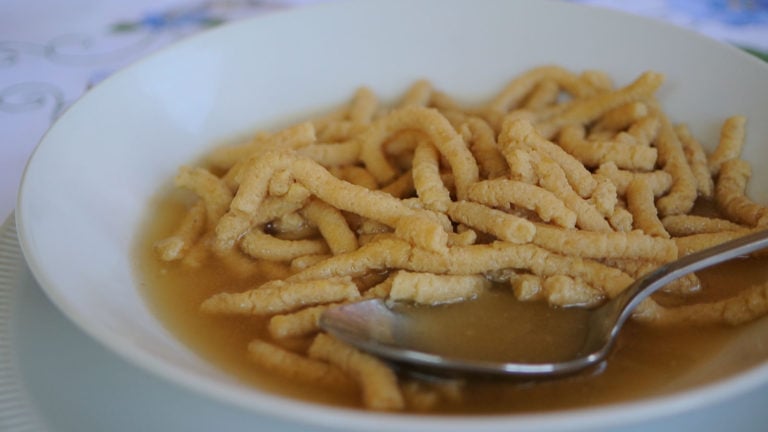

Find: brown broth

[135,194,768,414]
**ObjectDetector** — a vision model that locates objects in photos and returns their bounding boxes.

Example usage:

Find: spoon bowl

[320,229,768,377]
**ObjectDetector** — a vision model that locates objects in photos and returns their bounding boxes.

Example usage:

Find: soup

[136,195,768,413]
[135,67,768,412]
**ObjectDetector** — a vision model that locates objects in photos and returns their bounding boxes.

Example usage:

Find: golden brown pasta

[543,274,603,307]
[596,161,672,197]
[591,101,648,134]
[590,175,619,218]
[675,123,714,198]
[301,198,358,254]
[558,124,657,171]
[502,147,538,184]
[413,142,451,212]
[297,141,361,167]
[388,271,491,305]
[269,211,310,237]
[178,231,211,267]
[240,229,329,261]
[247,339,356,392]
[522,79,560,110]
[649,104,698,216]
[500,119,597,197]
[661,214,744,236]
[532,223,676,261]
[268,304,334,339]
[601,258,700,295]
[201,276,360,315]
[608,204,634,232]
[485,65,585,127]
[315,120,363,143]
[348,86,378,125]
[532,154,612,232]
[468,179,577,228]
[510,273,543,301]
[634,282,768,326]
[511,273,603,307]
[175,166,233,228]
[308,333,404,411]
[155,201,206,261]
[626,179,670,238]
[358,106,479,197]
[331,165,378,190]
[462,117,507,179]
[708,116,746,175]
[715,159,768,227]
[217,150,448,253]
[623,115,660,146]
[362,275,395,299]
[380,170,416,198]
[535,71,664,138]
[446,200,536,244]
[674,229,755,257]
[399,79,432,107]
[289,237,634,298]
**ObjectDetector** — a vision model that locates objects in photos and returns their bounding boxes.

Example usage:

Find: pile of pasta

[155,65,768,411]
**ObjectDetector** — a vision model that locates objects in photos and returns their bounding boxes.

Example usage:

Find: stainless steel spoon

[320,229,768,377]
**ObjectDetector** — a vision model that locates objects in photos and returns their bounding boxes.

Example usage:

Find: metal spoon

[320,229,768,377]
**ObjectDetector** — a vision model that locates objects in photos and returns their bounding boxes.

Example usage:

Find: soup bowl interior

[15,0,768,430]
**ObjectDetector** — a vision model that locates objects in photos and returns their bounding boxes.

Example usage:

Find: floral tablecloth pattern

[1,0,767,220]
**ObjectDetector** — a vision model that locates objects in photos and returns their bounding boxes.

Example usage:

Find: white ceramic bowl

[16,0,768,430]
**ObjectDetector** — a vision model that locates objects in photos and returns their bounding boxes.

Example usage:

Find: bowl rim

[14,0,768,430]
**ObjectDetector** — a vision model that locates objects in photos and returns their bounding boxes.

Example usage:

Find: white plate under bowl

[14,0,768,431]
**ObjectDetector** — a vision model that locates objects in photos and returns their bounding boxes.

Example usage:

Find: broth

[136,195,768,414]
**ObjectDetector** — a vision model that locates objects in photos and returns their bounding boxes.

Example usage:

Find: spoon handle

[614,228,768,331]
